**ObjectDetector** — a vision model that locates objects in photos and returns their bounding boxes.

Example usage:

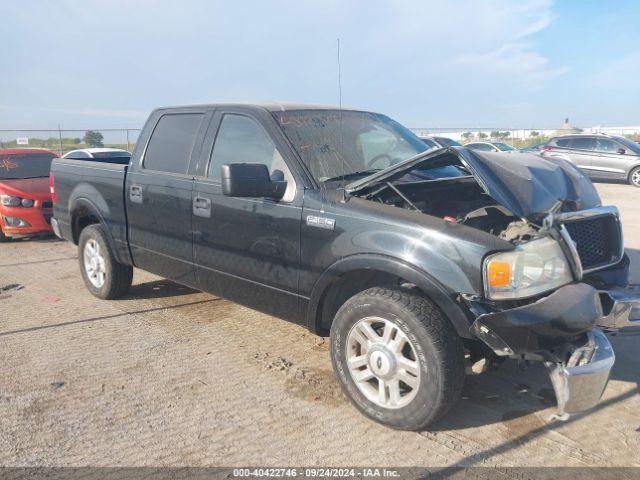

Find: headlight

[484,236,573,300]
[1,195,21,207]
[0,195,35,207]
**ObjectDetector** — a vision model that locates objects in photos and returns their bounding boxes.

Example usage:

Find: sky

[1,0,639,131]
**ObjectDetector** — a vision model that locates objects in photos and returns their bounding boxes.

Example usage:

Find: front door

[126,111,207,286]
[192,110,303,322]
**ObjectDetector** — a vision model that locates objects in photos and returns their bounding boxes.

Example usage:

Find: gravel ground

[0,183,639,467]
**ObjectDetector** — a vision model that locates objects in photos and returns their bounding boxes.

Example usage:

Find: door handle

[193,196,212,218]
[129,184,143,204]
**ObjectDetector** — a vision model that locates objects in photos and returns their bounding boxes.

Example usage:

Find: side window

[594,138,619,153]
[555,138,571,147]
[144,113,203,174]
[67,151,89,159]
[209,114,282,179]
[569,137,595,150]
[208,114,296,202]
[474,144,492,151]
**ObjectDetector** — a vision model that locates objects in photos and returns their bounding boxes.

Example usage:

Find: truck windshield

[274,110,429,184]
[0,153,55,179]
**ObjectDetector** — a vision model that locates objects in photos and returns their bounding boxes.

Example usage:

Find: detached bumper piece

[597,284,640,331]
[546,328,614,417]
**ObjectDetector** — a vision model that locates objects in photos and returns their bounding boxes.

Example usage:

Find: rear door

[125,110,209,286]
[566,137,596,174]
[191,108,304,322]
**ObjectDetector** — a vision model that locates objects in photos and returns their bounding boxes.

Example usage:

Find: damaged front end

[470,205,633,418]
[347,148,637,418]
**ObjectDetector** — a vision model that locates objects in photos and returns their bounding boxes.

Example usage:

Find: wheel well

[71,207,100,244]
[316,269,413,336]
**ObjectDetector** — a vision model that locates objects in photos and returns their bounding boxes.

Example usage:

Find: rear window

[144,113,203,174]
[0,153,55,179]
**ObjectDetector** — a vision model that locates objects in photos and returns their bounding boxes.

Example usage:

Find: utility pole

[58,125,63,156]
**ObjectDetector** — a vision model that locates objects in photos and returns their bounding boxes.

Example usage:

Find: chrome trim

[558,224,583,281]
[597,285,640,330]
[546,328,615,416]
[50,217,63,239]
[555,205,624,275]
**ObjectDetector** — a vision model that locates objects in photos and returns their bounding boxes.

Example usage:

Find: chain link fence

[1,126,639,155]
[0,129,142,156]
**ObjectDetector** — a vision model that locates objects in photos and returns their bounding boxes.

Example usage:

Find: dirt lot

[0,183,639,467]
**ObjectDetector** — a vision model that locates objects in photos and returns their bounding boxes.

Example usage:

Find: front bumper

[1,206,53,237]
[471,282,620,417]
[546,328,615,416]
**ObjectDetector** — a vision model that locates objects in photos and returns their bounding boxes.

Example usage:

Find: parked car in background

[51,103,636,430]
[0,148,56,241]
[419,135,462,148]
[519,141,548,153]
[62,148,131,164]
[465,141,517,152]
[541,134,640,187]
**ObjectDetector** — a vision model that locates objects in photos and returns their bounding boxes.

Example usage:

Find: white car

[62,148,131,164]
[464,141,517,153]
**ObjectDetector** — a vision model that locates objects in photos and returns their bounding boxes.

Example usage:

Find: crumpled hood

[346,147,601,219]
[458,149,601,218]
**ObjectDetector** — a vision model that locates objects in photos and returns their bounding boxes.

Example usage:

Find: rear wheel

[78,224,133,299]
[330,287,465,430]
[629,167,640,187]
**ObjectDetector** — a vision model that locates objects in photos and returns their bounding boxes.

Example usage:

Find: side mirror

[617,148,626,155]
[221,163,287,200]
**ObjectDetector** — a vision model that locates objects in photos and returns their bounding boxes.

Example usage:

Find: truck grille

[563,214,622,272]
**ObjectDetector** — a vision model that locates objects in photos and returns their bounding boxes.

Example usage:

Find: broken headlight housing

[483,236,573,300]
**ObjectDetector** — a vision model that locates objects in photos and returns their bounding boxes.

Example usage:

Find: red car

[0,148,57,241]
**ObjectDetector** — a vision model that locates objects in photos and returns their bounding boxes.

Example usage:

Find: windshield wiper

[323,169,382,183]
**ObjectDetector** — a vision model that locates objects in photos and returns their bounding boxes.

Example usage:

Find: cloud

[455,43,568,90]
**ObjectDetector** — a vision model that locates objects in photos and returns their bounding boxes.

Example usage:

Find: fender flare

[306,254,473,338]
[69,196,132,266]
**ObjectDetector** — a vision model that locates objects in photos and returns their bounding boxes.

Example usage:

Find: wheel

[629,167,640,187]
[78,224,133,299]
[330,287,465,431]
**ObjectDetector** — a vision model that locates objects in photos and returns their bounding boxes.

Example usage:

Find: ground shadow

[122,279,199,300]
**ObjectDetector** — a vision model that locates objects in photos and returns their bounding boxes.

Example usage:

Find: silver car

[542,134,640,187]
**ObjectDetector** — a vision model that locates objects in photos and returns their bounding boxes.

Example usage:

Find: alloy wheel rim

[83,239,106,288]
[632,170,640,186]
[346,316,421,409]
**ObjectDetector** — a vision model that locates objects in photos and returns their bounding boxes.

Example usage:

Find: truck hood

[346,147,601,219]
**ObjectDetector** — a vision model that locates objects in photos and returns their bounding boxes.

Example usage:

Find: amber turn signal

[487,261,511,288]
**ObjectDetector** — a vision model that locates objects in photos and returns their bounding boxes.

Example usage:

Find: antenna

[337,38,347,199]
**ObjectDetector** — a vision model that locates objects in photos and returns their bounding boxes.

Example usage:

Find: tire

[628,167,640,187]
[330,287,465,431]
[0,226,10,242]
[78,224,133,299]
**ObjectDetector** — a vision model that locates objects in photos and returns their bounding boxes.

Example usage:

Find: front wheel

[629,167,640,187]
[78,224,133,299]
[330,287,465,431]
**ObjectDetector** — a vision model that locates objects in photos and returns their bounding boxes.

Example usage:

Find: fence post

[126,129,130,152]
[58,125,63,156]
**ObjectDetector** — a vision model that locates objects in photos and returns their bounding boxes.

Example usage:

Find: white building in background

[413,119,640,142]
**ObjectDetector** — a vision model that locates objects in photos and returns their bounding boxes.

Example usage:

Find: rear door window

[144,113,204,174]
[569,137,595,150]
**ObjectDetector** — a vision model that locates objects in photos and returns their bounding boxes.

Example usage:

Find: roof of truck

[156,102,371,113]
[0,148,57,156]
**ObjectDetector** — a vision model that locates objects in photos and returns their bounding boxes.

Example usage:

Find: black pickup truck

[50,103,639,430]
